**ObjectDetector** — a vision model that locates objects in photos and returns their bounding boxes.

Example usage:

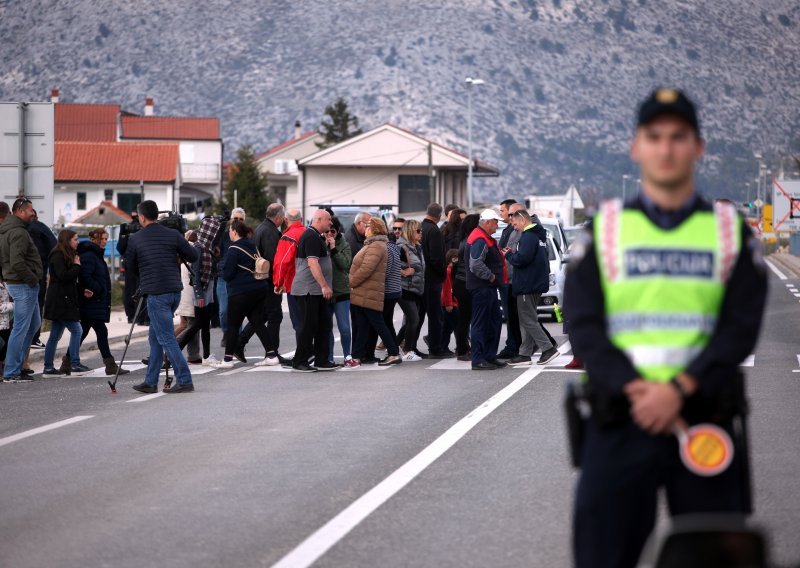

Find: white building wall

[298,166,431,221]
[53,183,173,225]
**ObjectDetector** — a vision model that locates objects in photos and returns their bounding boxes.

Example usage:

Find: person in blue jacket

[78,228,129,376]
[503,209,559,366]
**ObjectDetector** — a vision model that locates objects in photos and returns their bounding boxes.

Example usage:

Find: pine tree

[216,144,271,221]
[316,97,363,149]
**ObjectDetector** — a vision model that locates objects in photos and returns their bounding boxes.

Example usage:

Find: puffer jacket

[44,248,81,321]
[397,237,424,296]
[349,235,388,312]
[77,240,111,322]
[0,215,42,285]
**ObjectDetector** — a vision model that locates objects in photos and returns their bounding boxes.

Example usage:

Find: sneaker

[344,358,361,368]
[30,339,45,350]
[314,362,341,371]
[233,349,247,364]
[507,355,532,366]
[378,354,402,366]
[202,354,220,366]
[402,350,422,362]
[413,350,429,359]
[42,367,63,377]
[211,359,235,369]
[537,347,560,365]
[164,382,194,393]
[70,364,92,375]
[3,375,20,383]
[255,354,280,366]
[292,363,318,373]
[376,341,386,351]
[15,374,34,382]
[21,368,35,376]
[277,353,293,366]
[496,349,517,360]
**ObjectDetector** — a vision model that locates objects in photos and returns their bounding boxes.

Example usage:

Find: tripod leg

[109,293,146,393]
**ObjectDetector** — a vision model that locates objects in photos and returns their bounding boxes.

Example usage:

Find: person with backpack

[272,209,304,331]
[212,220,273,369]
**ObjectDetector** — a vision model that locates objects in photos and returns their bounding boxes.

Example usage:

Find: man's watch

[669,377,688,400]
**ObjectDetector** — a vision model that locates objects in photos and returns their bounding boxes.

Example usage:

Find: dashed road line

[126,392,166,403]
[765,258,788,280]
[0,416,94,448]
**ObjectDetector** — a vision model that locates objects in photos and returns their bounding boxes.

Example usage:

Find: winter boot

[59,355,72,376]
[104,356,129,376]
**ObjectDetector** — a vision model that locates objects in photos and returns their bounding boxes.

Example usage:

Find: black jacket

[253,219,282,283]
[345,225,366,256]
[126,223,198,295]
[222,238,268,297]
[505,227,550,295]
[28,219,57,279]
[498,223,515,249]
[421,218,446,283]
[44,249,81,321]
[77,241,111,322]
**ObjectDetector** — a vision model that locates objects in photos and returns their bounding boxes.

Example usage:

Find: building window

[398,175,430,213]
[104,189,114,202]
[77,192,87,210]
[271,186,287,205]
[118,193,142,214]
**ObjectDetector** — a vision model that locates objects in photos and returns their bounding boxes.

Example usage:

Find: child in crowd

[441,248,460,345]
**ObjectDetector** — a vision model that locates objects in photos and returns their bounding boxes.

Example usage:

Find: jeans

[470,286,502,365]
[31,275,47,343]
[329,299,352,362]
[4,284,41,378]
[216,278,229,334]
[352,304,399,358]
[45,320,83,368]
[398,295,422,353]
[145,292,192,386]
[80,318,112,359]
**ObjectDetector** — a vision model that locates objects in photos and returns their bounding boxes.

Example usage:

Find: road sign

[772,179,800,232]
[0,102,55,225]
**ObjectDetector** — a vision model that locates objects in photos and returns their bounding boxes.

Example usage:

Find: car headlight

[549,273,556,286]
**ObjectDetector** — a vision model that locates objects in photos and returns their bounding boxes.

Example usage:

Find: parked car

[537,231,567,320]
[538,216,569,254]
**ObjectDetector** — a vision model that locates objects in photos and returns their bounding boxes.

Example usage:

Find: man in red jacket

[273,209,304,330]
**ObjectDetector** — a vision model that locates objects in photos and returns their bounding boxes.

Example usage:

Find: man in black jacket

[127,200,199,394]
[27,209,57,349]
[238,203,286,364]
[418,203,450,357]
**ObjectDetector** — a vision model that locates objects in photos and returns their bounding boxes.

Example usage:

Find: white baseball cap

[479,208,503,221]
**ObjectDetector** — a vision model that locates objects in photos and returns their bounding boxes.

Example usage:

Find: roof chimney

[294,120,302,140]
[144,97,154,116]
[50,87,59,103]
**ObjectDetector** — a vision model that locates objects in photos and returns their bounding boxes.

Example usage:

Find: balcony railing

[181,163,220,182]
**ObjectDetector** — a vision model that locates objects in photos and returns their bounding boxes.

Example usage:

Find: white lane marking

[793,293,800,298]
[126,392,167,403]
[793,355,800,373]
[764,258,788,280]
[557,340,571,354]
[0,416,94,448]
[268,365,544,568]
[427,359,471,370]
[739,354,755,367]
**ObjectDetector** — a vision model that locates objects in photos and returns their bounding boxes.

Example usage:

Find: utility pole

[428,143,434,205]
[465,77,485,210]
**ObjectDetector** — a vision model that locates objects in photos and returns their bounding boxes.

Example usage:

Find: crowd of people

[0,194,567,386]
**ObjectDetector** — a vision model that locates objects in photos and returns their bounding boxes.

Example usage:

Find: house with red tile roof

[255,121,322,207]
[295,123,498,220]
[51,90,222,224]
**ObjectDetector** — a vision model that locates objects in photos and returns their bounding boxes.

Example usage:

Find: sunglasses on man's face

[392,227,402,232]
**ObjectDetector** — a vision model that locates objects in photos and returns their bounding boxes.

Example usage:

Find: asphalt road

[1,270,799,567]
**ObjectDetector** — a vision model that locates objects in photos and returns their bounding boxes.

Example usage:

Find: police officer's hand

[624,379,682,435]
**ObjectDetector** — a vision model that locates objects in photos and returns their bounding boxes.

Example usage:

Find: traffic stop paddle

[673,422,735,477]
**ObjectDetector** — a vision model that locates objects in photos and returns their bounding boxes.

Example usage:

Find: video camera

[157,210,188,234]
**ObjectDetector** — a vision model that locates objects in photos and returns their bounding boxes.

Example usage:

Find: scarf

[195,216,221,289]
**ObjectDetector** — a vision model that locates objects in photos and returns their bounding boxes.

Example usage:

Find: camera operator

[117,212,147,325]
[126,200,199,394]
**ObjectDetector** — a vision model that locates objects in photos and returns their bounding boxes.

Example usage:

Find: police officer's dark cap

[637,88,700,134]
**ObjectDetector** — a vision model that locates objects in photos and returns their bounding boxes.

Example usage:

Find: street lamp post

[465,77,485,210]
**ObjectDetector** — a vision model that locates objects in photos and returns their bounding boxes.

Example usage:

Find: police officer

[565,89,768,568]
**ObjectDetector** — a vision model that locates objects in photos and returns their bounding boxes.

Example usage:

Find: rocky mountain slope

[2,0,799,203]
